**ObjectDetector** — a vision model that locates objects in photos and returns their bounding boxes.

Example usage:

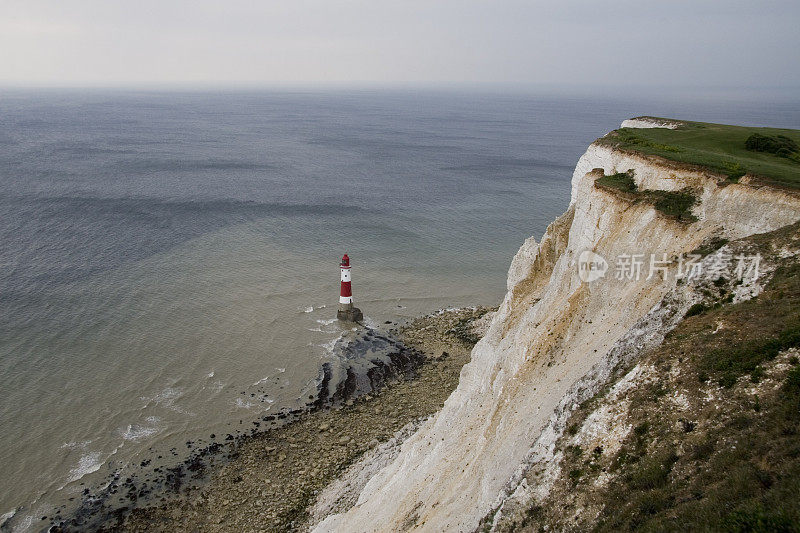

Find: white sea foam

[1,509,16,528]
[141,387,192,415]
[309,316,338,332]
[65,451,104,484]
[120,417,161,442]
[235,398,255,409]
[276,367,286,373]
[60,440,92,450]
[141,387,180,405]
[3,509,34,533]
[304,306,314,313]
[434,306,467,315]
[320,334,343,354]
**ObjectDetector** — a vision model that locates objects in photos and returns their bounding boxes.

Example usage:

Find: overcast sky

[2,0,798,89]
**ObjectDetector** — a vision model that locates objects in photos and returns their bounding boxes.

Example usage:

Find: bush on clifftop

[745,133,800,161]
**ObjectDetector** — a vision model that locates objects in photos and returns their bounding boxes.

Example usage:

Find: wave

[0,194,369,296]
[1,509,17,528]
[120,417,161,442]
[234,398,255,409]
[320,332,345,355]
[140,387,192,415]
[56,438,122,491]
[252,375,271,386]
[60,440,93,450]
[65,451,105,485]
[308,317,338,332]
[2,194,365,218]
[441,155,573,172]
[104,158,279,173]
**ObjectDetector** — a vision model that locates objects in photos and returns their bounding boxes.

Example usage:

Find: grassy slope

[597,117,800,189]
[592,227,800,532]
[495,222,800,533]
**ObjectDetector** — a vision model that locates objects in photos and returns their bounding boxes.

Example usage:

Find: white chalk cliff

[314,121,800,532]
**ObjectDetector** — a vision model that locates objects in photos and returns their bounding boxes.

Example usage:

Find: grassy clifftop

[597,117,800,190]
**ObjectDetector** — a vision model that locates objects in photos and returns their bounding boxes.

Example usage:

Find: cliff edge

[314,119,800,532]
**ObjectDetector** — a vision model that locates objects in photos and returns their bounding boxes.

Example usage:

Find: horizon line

[1,81,799,95]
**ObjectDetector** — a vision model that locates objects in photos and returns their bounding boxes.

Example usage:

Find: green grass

[598,117,800,189]
[595,238,800,532]
[697,307,800,388]
[594,170,637,192]
[685,303,707,318]
[486,224,800,533]
[642,189,697,221]
[692,236,730,257]
[692,258,800,389]
[594,169,698,222]
[746,133,800,162]
[625,451,678,491]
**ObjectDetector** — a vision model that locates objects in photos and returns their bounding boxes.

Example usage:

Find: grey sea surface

[1,88,798,530]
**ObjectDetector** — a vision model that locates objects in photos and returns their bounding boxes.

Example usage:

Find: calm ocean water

[1,89,798,529]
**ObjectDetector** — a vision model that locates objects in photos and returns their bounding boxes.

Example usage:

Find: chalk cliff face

[315,122,800,532]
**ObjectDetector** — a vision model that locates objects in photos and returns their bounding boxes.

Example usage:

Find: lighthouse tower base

[337,303,363,322]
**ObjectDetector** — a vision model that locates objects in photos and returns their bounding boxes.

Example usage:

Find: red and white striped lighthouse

[337,253,363,322]
[339,254,352,305]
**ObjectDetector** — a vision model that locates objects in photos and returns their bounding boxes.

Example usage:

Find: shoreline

[72,306,493,532]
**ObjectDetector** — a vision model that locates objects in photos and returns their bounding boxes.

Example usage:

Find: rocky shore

[91,306,494,532]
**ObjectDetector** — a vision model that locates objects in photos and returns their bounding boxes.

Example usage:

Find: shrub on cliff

[745,133,799,157]
[594,170,637,192]
[594,170,698,222]
[643,189,698,222]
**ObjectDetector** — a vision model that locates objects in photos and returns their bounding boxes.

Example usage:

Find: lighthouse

[337,254,363,322]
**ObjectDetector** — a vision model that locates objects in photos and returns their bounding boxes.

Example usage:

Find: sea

[1,88,799,530]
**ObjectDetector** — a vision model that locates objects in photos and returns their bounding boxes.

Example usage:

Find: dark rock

[312,326,426,409]
[337,306,364,322]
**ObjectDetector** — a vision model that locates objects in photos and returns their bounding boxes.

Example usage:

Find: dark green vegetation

[645,190,697,221]
[595,224,800,532]
[692,236,730,257]
[595,170,698,222]
[598,118,800,189]
[698,318,800,388]
[498,222,800,533]
[684,302,707,318]
[746,133,800,162]
[594,170,637,192]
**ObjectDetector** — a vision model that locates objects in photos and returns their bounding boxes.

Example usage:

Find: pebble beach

[95,307,495,532]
